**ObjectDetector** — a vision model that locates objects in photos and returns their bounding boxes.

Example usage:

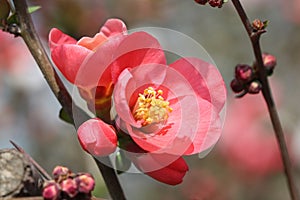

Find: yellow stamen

[133,87,172,126]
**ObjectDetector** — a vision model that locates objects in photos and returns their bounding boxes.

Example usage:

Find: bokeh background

[1,0,300,199]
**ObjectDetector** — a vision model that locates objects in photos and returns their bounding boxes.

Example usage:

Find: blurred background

[1,0,300,199]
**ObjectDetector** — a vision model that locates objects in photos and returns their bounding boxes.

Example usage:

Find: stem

[12,0,126,199]
[231,0,299,199]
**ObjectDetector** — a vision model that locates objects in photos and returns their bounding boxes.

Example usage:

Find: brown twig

[10,140,52,181]
[11,0,126,199]
[231,0,299,199]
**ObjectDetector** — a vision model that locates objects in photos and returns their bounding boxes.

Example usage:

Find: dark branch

[11,0,126,199]
[231,0,299,199]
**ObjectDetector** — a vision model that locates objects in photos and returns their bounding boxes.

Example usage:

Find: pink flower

[219,90,283,177]
[113,58,226,156]
[48,18,127,84]
[77,118,117,156]
[49,18,226,184]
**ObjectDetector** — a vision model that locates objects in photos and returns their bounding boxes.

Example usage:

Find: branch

[11,0,126,199]
[231,0,299,199]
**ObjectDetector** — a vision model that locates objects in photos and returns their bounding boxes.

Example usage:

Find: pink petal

[128,154,188,185]
[77,118,117,156]
[73,34,126,89]
[49,28,92,83]
[74,31,166,90]
[111,31,167,83]
[51,44,92,83]
[77,33,107,51]
[114,64,206,155]
[49,28,77,50]
[170,57,226,113]
[169,57,225,154]
[100,18,127,37]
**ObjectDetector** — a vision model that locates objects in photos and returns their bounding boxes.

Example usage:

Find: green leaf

[6,13,17,24]
[59,108,73,124]
[263,20,269,29]
[28,5,41,14]
[115,151,132,174]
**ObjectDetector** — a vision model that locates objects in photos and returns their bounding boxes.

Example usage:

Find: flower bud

[75,174,95,194]
[77,118,118,156]
[252,19,265,31]
[262,53,276,75]
[248,81,262,94]
[209,0,224,8]
[43,181,60,200]
[235,64,253,82]
[230,79,244,93]
[52,166,71,182]
[61,178,78,198]
[194,0,209,5]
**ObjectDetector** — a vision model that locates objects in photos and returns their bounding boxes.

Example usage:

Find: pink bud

[77,118,118,156]
[230,79,244,93]
[248,81,262,94]
[235,64,253,82]
[75,174,95,193]
[43,181,60,200]
[61,178,78,198]
[262,53,276,75]
[209,0,224,8]
[194,0,209,5]
[52,166,70,181]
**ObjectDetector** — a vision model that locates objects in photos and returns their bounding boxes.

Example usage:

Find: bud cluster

[42,166,95,200]
[230,53,277,97]
[194,0,225,8]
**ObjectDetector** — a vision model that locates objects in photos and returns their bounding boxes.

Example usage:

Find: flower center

[133,87,172,126]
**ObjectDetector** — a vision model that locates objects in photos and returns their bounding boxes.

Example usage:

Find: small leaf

[28,5,41,14]
[6,13,17,24]
[59,108,73,124]
[263,20,269,29]
[115,151,131,174]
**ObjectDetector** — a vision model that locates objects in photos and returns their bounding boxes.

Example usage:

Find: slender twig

[10,140,52,181]
[231,0,299,199]
[11,0,126,199]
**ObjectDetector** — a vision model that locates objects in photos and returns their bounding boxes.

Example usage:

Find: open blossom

[113,58,225,157]
[49,18,226,184]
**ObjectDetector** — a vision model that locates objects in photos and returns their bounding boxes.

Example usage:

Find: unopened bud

[61,178,78,197]
[52,166,71,182]
[248,81,262,94]
[230,79,244,93]
[209,0,224,8]
[43,181,60,200]
[194,0,209,5]
[262,53,276,75]
[235,64,253,82]
[252,19,267,31]
[76,174,95,194]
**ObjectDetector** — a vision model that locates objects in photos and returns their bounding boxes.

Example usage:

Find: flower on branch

[49,18,226,185]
